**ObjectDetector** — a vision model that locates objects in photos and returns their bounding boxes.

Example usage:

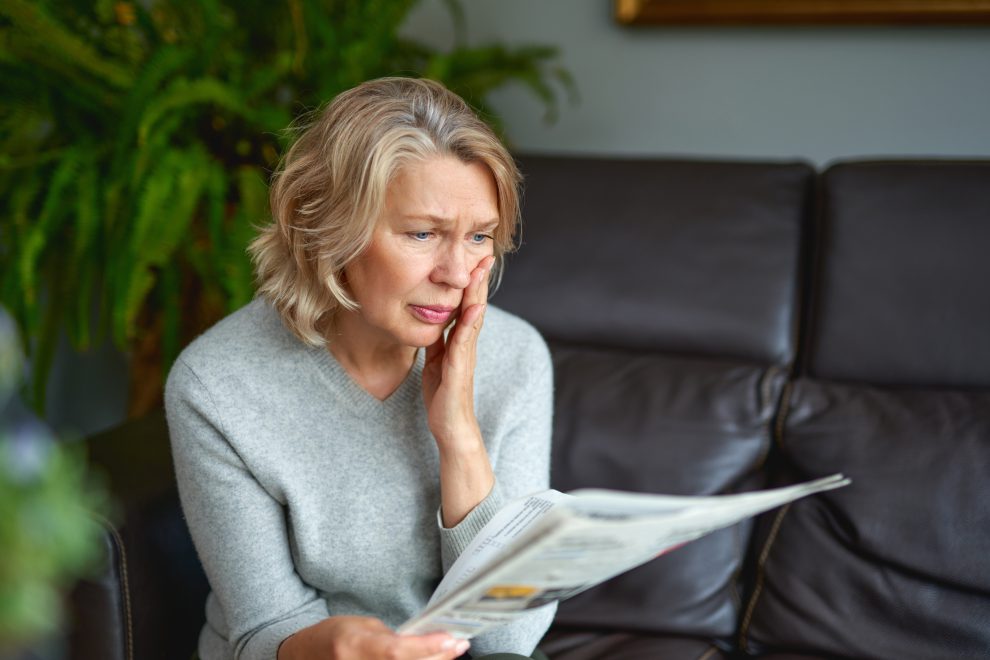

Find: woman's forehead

[384,157,499,221]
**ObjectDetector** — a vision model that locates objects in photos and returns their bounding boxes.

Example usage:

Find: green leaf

[137,77,253,146]
[0,0,134,90]
[111,45,195,175]
[29,259,65,414]
[18,149,82,312]
[158,262,182,378]
[114,148,207,343]
[66,160,101,351]
[204,163,229,253]
[216,167,267,310]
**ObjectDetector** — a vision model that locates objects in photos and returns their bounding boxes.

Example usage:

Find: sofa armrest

[67,411,208,660]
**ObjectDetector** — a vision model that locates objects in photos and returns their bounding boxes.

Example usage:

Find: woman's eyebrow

[475,219,500,231]
[402,214,499,230]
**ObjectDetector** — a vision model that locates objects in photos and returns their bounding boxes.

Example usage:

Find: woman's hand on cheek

[423,255,496,527]
[277,616,470,660]
[422,255,494,448]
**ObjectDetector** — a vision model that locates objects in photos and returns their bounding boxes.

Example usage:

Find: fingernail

[456,640,471,655]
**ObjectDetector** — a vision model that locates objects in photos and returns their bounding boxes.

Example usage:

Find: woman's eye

[409,231,432,241]
[470,233,493,244]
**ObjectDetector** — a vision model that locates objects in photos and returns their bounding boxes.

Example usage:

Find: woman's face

[339,155,499,354]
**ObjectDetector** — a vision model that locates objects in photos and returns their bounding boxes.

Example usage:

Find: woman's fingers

[462,255,494,310]
[388,632,469,659]
[289,616,468,660]
[358,618,469,659]
[422,256,493,441]
[446,303,485,367]
[442,256,492,366]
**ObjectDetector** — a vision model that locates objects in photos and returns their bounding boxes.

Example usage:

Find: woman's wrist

[433,421,484,455]
[437,432,494,528]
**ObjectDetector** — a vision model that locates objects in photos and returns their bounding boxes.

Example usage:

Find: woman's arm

[422,253,557,656]
[422,256,496,527]
[167,360,330,659]
[169,360,469,660]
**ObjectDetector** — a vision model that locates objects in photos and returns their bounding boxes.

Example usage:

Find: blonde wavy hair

[249,77,522,346]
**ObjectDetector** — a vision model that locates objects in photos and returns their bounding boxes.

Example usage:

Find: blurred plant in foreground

[0,308,109,650]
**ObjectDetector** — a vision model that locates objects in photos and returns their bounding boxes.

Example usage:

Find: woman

[165,77,555,660]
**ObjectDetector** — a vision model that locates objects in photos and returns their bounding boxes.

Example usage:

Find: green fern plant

[0,0,574,416]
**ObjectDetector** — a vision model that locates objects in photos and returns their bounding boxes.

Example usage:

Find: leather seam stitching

[697,646,720,660]
[103,518,135,660]
[738,501,791,651]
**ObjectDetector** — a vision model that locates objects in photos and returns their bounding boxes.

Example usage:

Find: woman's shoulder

[170,297,303,384]
[477,305,552,374]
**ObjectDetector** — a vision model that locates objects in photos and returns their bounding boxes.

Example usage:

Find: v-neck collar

[309,344,424,418]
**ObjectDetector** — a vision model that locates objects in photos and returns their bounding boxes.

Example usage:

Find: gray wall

[403,0,990,165]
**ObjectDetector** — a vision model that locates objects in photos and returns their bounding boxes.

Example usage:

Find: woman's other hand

[422,255,496,526]
[277,616,470,660]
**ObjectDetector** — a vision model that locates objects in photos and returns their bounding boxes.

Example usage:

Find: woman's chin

[405,325,447,349]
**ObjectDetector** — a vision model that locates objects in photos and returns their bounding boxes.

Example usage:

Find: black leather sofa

[70,156,990,659]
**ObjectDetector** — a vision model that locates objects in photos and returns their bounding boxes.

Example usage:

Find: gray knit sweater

[165,298,556,660]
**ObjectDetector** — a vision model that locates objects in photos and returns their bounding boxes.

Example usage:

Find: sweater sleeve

[437,337,557,657]
[165,359,328,660]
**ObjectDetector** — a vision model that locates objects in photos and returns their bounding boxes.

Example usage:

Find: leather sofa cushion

[741,378,990,658]
[497,156,812,364]
[548,344,784,639]
[540,629,729,660]
[807,161,990,387]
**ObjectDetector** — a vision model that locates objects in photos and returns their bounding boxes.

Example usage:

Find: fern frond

[114,148,208,343]
[137,77,253,146]
[66,158,101,350]
[158,262,182,377]
[0,31,121,109]
[205,163,229,251]
[0,0,134,89]
[111,45,195,175]
[110,156,176,345]
[18,149,82,313]
[216,167,267,310]
[0,175,42,326]
[29,267,64,414]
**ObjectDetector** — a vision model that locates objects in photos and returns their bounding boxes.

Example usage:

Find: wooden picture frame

[615,0,990,25]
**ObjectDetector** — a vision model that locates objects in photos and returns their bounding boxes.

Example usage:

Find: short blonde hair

[249,77,522,346]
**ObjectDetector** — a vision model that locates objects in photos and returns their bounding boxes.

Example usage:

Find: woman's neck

[327,318,418,401]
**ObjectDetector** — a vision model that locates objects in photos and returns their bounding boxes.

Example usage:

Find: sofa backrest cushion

[742,378,990,658]
[805,161,990,387]
[497,156,814,365]
[495,156,813,641]
[744,160,990,658]
[548,346,784,638]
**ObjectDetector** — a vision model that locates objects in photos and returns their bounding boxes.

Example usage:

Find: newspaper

[399,473,850,639]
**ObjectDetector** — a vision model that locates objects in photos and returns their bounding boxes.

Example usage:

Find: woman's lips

[409,304,456,324]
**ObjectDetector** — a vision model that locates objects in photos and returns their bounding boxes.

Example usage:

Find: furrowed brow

[403,214,499,230]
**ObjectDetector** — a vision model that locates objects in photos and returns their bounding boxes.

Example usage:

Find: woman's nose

[431,242,472,289]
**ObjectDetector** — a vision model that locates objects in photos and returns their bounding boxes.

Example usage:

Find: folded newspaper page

[399,474,850,639]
